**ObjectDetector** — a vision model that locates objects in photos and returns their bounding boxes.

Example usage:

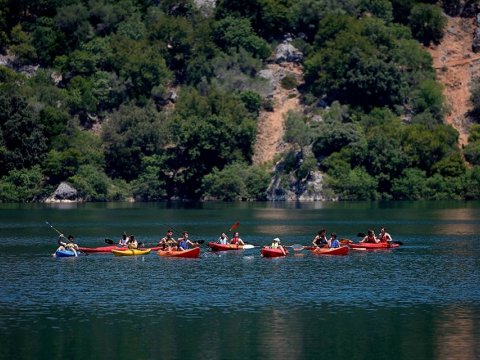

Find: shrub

[280,75,298,90]
[409,4,446,45]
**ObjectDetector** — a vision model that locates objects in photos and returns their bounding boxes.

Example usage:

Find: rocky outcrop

[267,170,334,201]
[44,182,82,203]
[266,150,335,201]
[274,38,303,64]
[0,54,39,77]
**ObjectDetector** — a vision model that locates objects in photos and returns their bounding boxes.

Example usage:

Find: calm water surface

[0,201,479,360]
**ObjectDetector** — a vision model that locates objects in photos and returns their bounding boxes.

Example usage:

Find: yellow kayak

[112,248,151,256]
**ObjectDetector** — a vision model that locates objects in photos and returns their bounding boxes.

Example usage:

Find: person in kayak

[56,234,79,256]
[217,232,229,245]
[177,232,195,250]
[230,232,245,246]
[118,232,129,247]
[312,229,328,248]
[328,233,340,248]
[378,228,393,243]
[360,229,379,243]
[127,235,138,249]
[158,229,177,250]
[271,238,287,255]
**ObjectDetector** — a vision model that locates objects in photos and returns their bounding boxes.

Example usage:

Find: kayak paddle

[229,221,240,232]
[284,244,305,251]
[46,221,63,236]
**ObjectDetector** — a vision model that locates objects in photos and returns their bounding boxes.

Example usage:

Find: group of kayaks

[54,239,400,258]
[54,245,201,258]
[260,241,401,257]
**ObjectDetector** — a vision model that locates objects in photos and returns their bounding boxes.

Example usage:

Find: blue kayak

[54,249,78,257]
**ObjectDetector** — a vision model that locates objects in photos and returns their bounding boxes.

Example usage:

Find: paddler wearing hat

[271,237,287,255]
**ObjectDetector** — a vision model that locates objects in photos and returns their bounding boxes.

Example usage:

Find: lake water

[0,201,479,360]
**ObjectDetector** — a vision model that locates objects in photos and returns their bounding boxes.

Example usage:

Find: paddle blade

[357,232,366,237]
[242,244,255,250]
[196,240,205,245]
[229,221,240,232]
[105,238,115,245]
[393,241,403,246]
[286,244,304,251]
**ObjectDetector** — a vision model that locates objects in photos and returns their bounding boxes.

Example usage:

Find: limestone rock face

[45,182,82,202]
[274,42,303,64]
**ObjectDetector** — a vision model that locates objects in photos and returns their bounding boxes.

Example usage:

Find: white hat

[273,238,281,242]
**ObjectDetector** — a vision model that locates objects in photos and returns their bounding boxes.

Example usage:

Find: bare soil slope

[428,16,480,146]
[253,63,304,165]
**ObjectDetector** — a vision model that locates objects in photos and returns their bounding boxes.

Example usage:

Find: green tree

[359,0,393,22]
[9,24,37,65]
[464,142,480,166]
[0,165,44,202]
[31,17,65,65]
[402,124,458,174]
[312,123,360,160]
[305,29,406,109]
[391,168,428,199]
[43,129,105,184]
[54,3,93,50]
[110,37,172,103]
[283,111,312,151]
[326,167,378,200]
[132,155,168,201]
[102,103,168,181]
[240,90,261,114]
[213,16,270,59]
[411,79,445,120]
[215,0,293,38]
[0,87,47,175]
[202,162,270,200]
[409,4,446,45]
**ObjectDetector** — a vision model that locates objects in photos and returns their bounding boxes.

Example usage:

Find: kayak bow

[310,246,349,256]
[157,247,201,258]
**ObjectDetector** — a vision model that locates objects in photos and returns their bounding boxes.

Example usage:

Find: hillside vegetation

[0,0,479,202]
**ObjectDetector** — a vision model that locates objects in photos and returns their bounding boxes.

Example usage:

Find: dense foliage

[0,0,477,202]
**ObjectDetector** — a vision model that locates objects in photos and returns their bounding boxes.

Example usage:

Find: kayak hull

[54,249,77,257]
[261,247,288,257]
[78,245,127,253]
[208,242,247,251]
[349,242,400,249]
[112,248,151,256]
[157,247,201,258]
[311,246,349,256]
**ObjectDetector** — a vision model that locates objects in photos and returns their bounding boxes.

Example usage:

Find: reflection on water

[435,307,479,360]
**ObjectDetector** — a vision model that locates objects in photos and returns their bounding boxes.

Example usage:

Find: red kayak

[261,247,288,258]
[208,242,254,251]
[157,247,201,258]
[78,245,128,253]
[349,242,400,250]
[79,245,163,253]
[310,246,349,256]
